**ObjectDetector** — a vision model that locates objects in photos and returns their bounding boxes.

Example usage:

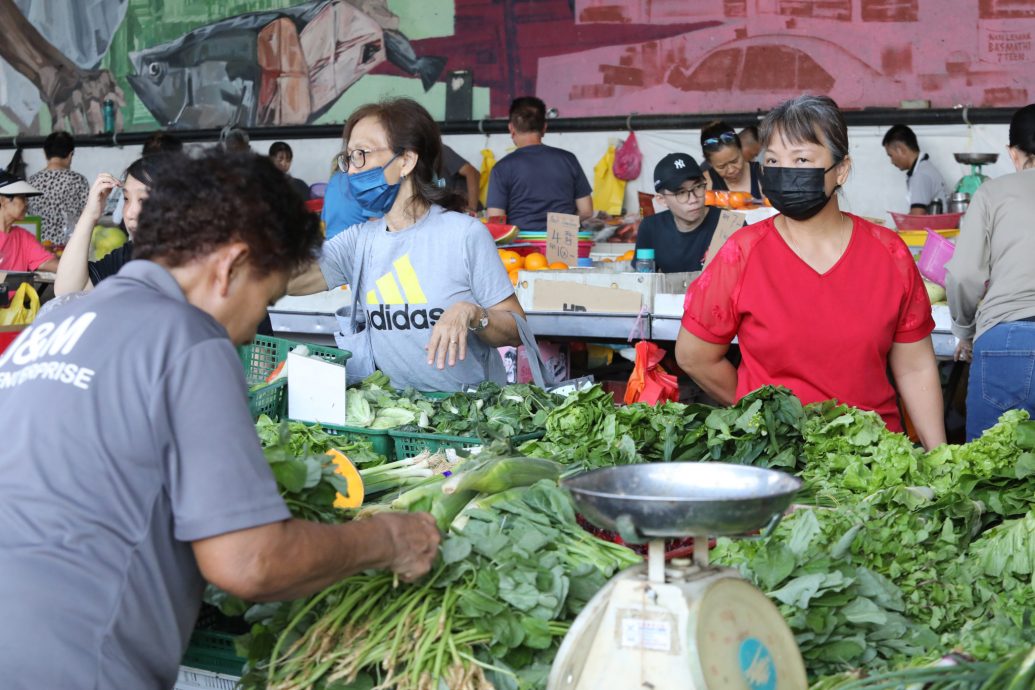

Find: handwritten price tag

[546,212,580,266]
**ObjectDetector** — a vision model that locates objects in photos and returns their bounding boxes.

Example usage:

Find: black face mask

[762,164,838,221]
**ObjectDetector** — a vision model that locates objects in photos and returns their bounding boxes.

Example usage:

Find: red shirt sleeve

[883,231,935,342]
[18,229,56,271]
[680,237,747,344]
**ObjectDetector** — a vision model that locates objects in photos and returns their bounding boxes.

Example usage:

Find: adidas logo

[365,254,442,331]
[367,255,427,305]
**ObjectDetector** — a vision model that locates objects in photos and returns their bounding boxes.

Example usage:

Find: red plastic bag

[624,341,679,405]
[613,132,642,181]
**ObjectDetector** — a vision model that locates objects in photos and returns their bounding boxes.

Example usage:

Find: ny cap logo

[674,159,685,169]
[367,254,428,305]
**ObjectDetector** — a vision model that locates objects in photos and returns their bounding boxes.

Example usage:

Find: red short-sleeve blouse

[681,214,934,431]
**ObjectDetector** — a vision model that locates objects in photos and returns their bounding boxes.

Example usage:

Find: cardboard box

[515,270,696,314]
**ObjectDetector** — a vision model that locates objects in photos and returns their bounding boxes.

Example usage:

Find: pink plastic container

[918,229,956,286]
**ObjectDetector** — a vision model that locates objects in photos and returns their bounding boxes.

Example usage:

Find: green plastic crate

[180,630,245,677]
[289,420,396,462]
[248,379,287,421]
[389,429,544,459]
[237,335,350,386]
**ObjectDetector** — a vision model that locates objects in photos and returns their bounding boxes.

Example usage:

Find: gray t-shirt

[320,205,513,391]
[0,260,290,690]
[906,152,950,210]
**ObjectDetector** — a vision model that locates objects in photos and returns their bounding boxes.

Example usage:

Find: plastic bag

[624,341,679,405]
[0,282,40,326]
[478,149,496,208]
[613,132,642,181]
[593,145,626,217]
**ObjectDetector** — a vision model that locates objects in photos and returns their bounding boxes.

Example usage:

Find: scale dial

[691,578,807,690]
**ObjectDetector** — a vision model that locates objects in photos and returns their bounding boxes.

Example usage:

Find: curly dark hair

[133,151,322,276]
[344,98,465,215]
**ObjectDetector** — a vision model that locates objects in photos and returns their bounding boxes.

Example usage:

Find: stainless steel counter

[270,305,959,358]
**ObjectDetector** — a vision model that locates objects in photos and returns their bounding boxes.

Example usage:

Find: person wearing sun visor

[675,95,945,450]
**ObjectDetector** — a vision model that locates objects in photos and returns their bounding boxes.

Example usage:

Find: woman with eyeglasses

[676,95,945,449]
[700,121,764,199]
[635,153,743,273]
[289,98,524,392]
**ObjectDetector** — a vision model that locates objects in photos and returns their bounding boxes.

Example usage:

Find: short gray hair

[759,95,849,164]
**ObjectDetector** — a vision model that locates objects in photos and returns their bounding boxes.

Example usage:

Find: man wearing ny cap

[635,153,742,273]
[0,172,59,274]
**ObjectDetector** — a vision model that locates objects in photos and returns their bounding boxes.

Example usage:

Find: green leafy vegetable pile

[521,384,804,471]
[711,404,1035,683]
[259,480,638,690]
[344,374,562,441]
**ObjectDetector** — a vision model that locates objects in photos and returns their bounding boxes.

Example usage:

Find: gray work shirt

[0,260,290,690]
[319,205,513,391]
[906,152,950,210]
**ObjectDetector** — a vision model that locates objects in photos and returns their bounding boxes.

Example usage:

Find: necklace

[782,213,850,265]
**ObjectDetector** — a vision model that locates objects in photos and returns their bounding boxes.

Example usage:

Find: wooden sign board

[532,280,642,314]
[702,210,746,268]
[546,212,580,266]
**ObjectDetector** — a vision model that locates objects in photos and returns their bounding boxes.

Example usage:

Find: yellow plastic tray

[898,228,959,247]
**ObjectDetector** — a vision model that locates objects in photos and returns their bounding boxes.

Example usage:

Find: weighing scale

[953,153,998,196]
[548,463,807,690]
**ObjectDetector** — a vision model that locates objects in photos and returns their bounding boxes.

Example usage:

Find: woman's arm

[675,327,737,405]
[945,190,990,342]
[287,262,330,295]
[54,174,119,295]
[425,294,523,370]
[890,337,946,450]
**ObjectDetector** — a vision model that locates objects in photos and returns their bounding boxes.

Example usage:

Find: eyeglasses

[662,183,707,203]
[336,147,395,172]
[702,132,738,149]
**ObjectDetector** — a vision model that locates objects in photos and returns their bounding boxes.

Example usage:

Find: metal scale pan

[563,462,802,541]
[953,153,998,165]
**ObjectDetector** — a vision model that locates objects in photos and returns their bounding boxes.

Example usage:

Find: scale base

[548,564,808,690]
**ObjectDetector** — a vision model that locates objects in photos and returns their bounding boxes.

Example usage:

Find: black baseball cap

[653,153,703,192]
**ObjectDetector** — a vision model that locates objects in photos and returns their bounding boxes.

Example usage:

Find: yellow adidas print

[367,255,428,305]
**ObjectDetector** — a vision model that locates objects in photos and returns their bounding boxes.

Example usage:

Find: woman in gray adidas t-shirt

[291,98,525,391]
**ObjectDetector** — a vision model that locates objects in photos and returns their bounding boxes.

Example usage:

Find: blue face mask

[347,153,402,216]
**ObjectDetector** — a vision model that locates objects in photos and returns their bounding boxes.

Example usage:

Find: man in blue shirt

[486,96,593,230]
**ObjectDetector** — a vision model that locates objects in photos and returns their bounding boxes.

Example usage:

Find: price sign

[546,212,580,266]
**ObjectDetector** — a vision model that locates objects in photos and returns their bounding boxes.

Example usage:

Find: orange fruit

[508,268,521,285]
[498,250,523,270]
[548,261,569,270]
[619,250,635,261]
[524,252,548,271]
[601,257,614,263]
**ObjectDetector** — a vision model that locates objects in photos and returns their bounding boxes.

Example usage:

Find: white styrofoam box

[589,242,635,259]
[932,304,953,332]
[174,666,240,690]
[652,293,687,317]
[516,270,697,313]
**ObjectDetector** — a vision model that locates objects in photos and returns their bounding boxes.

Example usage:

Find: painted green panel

[387,0,454,39]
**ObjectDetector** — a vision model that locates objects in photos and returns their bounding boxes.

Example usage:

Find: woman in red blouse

[675,95,945,449]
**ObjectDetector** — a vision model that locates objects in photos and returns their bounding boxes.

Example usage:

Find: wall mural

[0,0,1033,137]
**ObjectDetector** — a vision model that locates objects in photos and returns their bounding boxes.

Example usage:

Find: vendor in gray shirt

[883,124,950,215]
[0,152,440,690]
[291,98,524,392]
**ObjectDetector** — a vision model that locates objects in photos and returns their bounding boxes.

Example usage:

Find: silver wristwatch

[469,306,489,333]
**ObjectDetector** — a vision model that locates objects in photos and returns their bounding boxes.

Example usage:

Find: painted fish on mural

[126,0,445,129]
